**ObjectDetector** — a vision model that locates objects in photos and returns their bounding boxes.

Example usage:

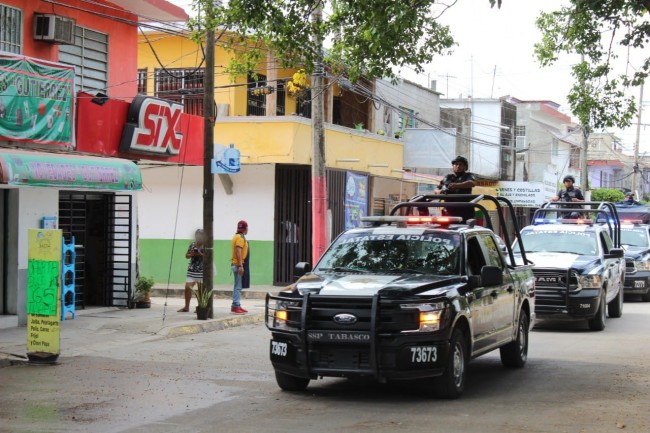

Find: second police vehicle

[514,201,625,331]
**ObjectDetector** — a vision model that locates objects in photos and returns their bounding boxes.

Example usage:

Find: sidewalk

[151,283,281,299]
[0,296,268,366]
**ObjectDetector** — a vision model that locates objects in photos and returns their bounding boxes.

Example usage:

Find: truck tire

[275,371,310,392]
[608,284,623,318]
[500,311,529,368]
[435,328,468,399]
[588,293,606,331]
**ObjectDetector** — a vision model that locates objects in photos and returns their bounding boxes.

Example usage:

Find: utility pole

[579,54,589,192]
[632,84,644,195]
[490,65,496,99]
[311,4,328,262]
[202,10,216,318]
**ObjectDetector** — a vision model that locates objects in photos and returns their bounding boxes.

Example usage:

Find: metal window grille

[276,80,286,115]
[569,146,581,168]
[0,4,22,54]
[154,68,205,116]
[137,68,147,94]
[296,89,311,118]
[247,73,267,116]
[59,26,108,93]
[398,106,415,129]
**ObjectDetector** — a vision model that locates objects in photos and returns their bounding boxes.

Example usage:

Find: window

[466,237,487,276]
[276,80,286,115]
[59,26,108,93]
[247,72,267,116]
[398,107,415,130]
[0,4,22,53]
[296,89,311,118]
[154,67,205,116]
[600,232,613,254]
[515,125,526,149]
[480,235,504,269]
[137,68,147,94]
[569,146,581,168]
[552,138,559,156]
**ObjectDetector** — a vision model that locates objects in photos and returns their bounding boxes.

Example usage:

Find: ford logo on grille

[333,313,358,325]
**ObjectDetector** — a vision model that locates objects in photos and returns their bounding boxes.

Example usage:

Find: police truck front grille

[310,347,371,370]
[532,268,578,311]
[626,259,636,274]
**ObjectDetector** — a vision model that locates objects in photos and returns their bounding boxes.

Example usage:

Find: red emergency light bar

[560,218,593,225]
[406,216,463,224]
[622,219,644,224]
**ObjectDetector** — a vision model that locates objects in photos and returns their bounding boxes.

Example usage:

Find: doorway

[0,190,6,315]
[59,192,133,307]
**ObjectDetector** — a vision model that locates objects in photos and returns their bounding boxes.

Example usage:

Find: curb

[151,288,271,300]
[162,312,265,338]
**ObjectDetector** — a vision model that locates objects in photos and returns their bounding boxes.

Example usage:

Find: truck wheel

[588,294,606,331]
[275,371,310,392]
[500,311,529,368]
[608,285,623,318]
[435,329,468,399]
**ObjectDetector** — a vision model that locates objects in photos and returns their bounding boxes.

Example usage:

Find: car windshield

[514,230,598,256]
[621,228,649,247]
[315,232,461,275]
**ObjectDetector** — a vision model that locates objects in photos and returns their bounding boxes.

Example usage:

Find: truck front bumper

[624,271,650,295]
[535,288,601,319]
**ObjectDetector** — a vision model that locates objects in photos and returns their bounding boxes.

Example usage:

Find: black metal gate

[327,168,347,239]
[59,192,133,307]
[106,195,133,307]
[274,165,312,285]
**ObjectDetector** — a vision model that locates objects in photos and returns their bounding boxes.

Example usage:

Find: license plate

[635,280,646,288]
[270,340,295,363]
[398,345,440,369]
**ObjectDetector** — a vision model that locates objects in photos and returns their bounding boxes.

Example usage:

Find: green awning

[0,150,142,191]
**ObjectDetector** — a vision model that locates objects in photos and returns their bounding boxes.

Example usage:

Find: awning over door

[0,149,142,191]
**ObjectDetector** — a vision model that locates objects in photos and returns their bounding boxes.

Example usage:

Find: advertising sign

[0,151,142,190]
[495,181,546,207]
[344,172,369,229]
[26,229,62,363]
[119,95,184,156]
[0,54,74,146]
[212,143,241,174]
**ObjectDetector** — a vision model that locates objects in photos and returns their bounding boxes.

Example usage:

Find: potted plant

[193,283,213,320]
[134,276,154,309]
[354,122,364,131]
[394,130,404,139]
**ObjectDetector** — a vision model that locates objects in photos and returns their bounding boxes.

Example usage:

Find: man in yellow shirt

[231,220,249,314]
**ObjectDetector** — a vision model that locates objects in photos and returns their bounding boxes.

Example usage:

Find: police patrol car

[620,220,650,302]
[514,202,625,331]
[266,195,535,399]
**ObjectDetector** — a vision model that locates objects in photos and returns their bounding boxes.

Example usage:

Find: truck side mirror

[480,266,503,287]
[294,262,312,278]
[605,248,624,259]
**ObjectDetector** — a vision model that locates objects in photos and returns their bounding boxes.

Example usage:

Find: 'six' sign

[120,95,183,156]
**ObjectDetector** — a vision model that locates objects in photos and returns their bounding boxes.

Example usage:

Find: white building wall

[374,80,441,136]
[139,164,276,242]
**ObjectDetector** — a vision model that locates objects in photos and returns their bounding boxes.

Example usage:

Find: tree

[531,0,649,131]
[591,188,625,203]
[190,0,456,261]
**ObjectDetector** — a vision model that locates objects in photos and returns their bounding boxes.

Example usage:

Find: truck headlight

[401,302,446,333]
[579,275,602,289]
[635,260,650,271]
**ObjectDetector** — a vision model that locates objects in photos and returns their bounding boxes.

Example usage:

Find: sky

[167,0,648,154]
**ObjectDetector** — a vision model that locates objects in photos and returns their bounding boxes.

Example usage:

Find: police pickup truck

[266,195,535,399]
[620,220,650,302]
[513,202,625,331]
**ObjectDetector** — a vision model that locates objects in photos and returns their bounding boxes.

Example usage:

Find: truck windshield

[315,232,461,275]
[621,228,649,247]
[514,230,598,256]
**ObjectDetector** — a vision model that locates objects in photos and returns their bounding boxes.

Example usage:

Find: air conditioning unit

[33,14,75,45]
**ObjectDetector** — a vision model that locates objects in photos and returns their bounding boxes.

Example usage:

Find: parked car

[620,221,650,302]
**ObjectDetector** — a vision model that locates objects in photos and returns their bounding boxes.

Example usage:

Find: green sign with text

[0,54,74,146]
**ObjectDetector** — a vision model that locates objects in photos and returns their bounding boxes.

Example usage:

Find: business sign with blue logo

[211,144,241,174]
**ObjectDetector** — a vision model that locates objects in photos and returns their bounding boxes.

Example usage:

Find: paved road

[2,300,650,433]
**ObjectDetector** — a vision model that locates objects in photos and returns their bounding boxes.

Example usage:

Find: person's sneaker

[239,306,249,313]
[231,306,247,315]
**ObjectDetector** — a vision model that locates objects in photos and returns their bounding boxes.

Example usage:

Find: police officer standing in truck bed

[435,156,476,222]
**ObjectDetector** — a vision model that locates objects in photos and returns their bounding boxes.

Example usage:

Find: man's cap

[237,220,248,231]
[452,155,469,166]
[563,175,575,183]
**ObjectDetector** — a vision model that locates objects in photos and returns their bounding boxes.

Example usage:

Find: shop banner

[0,151,142,190]
[26,229,62,363]
[0,54,74,146]
[495,181,546,207]
[345,172,369,229]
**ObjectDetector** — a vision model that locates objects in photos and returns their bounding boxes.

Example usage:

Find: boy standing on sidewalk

[231,220,249,314]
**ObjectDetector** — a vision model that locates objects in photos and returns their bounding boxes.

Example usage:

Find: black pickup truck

[266,195,535,399]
